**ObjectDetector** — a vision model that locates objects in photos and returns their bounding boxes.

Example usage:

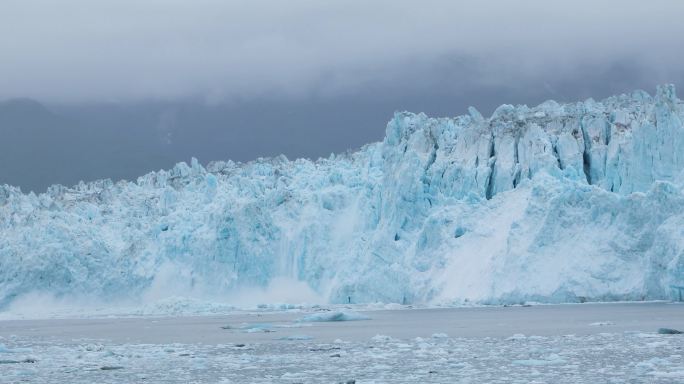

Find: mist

[1,0,683,191]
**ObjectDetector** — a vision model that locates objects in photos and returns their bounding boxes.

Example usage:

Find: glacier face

[1,85,684,309]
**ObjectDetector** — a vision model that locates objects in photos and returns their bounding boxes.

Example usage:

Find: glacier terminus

[2,85,684,311]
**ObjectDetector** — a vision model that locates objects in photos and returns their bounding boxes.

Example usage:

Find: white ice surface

[2,85,684,313]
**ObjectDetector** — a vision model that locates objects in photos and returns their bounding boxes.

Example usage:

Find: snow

[2,85,684,313]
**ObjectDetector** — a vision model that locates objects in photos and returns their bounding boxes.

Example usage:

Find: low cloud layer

[2,1,684,192]
[1,0,683,103]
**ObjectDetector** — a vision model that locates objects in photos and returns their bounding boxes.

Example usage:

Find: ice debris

[277,335,314,341]
[298,311,370,322]
[589,321,615,326]
[657,328,683,335]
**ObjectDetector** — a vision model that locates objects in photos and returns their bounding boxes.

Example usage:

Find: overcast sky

[1,1,684,191]
[2,0,683,103]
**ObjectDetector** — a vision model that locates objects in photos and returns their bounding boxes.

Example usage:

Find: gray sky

[1,1,684,191]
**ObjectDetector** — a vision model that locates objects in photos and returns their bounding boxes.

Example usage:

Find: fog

[1,1,683,191]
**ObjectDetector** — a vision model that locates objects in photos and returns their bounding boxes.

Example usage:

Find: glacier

[1,85,684,310]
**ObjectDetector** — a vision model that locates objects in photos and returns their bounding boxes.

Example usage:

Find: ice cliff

[2,85,684,309]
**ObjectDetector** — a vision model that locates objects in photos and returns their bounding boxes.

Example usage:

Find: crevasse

[1,85,684,308]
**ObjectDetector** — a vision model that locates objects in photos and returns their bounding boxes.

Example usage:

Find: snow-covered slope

[2,85,684,309]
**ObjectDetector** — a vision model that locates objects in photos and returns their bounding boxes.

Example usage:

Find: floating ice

[3,330,683,382]
[298,311,370,322]
[371,334,397,342]
[241,323,276,333]
[507,334,527,341]
[0,344,31,354]
[512,357,566,366]
[277,335,313,341]
[589,321,615,327]
[657,328,683,335]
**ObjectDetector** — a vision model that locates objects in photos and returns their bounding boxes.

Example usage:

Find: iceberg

[1,85,684,310]
[298,311,370,322]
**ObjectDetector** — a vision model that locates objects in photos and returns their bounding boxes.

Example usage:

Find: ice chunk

[240,323,276,333]
[589,321,615,326]
[507,334,527,341]
[298,311,370,322]
[0,344,31,354]
[277,335,313,341]
[657,328,683,335]
[371,334,397,342]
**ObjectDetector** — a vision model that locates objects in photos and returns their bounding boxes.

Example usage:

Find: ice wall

[1,85,684,308]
